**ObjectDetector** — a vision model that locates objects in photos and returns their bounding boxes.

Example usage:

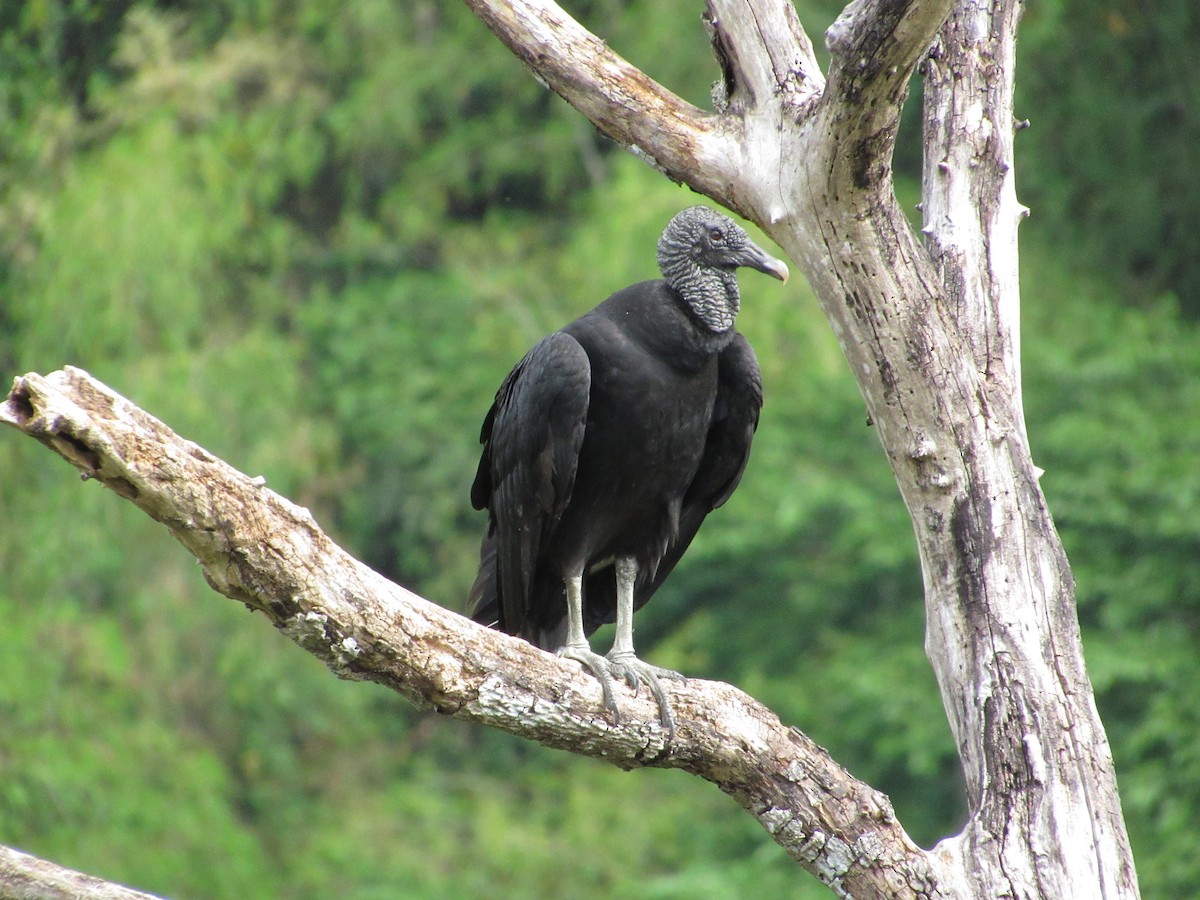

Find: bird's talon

[607,654,642,692]
[558,645,621,719]
[602,652,682,738]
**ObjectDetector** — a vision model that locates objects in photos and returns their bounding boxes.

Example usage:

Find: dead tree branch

[0,844,163,900]
[2,366,950,898]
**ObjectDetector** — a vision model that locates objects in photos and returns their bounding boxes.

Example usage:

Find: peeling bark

[918,4,1138,896]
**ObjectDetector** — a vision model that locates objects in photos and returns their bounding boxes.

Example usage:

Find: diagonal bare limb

[0,844,164,900]
[2,366,951,898]
[461,0,742,206]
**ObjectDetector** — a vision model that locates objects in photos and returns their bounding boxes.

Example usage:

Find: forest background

[1,1,1197,897]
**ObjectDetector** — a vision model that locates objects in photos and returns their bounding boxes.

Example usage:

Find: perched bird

[469,206,788,735]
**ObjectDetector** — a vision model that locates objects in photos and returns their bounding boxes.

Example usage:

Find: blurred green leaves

[1019,0,1200,312]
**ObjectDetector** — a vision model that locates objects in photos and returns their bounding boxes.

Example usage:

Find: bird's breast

[540,313,722,571]
[578,346,717,497]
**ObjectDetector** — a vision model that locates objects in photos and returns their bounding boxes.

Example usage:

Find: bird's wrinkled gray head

[657,206,789,332]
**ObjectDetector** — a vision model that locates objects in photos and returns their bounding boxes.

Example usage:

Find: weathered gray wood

[1,366,949,898]
[0,844,163,900]
[919,3,1138,896]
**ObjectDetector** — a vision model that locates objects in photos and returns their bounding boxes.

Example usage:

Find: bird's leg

[556,573,621,723]
[606,556,684,738]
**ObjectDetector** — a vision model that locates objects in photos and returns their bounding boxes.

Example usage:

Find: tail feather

[469,531,569,651]
[468,531,500,628]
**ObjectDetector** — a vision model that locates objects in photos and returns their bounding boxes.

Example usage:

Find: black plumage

[469,206,788,734]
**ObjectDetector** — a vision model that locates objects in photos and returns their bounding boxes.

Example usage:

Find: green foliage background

[1,1,1197,896]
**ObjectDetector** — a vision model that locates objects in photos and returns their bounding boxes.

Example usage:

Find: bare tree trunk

[918,4,1137,895]
[462,0,1139,896]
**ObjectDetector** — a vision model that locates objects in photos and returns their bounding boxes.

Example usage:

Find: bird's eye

[709,227,725,242]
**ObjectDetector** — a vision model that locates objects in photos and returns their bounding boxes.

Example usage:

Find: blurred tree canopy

[1017,0,1200,314]
[1,1,1197,897]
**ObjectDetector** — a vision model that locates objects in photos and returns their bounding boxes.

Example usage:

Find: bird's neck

[663,262,740,334]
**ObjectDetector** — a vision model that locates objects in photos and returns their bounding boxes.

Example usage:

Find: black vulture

[469,205,788,735]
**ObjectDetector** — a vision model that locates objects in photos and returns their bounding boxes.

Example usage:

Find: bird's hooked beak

[738,240,790,284]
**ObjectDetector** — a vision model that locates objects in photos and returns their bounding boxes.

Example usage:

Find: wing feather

[469,332,591,639]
